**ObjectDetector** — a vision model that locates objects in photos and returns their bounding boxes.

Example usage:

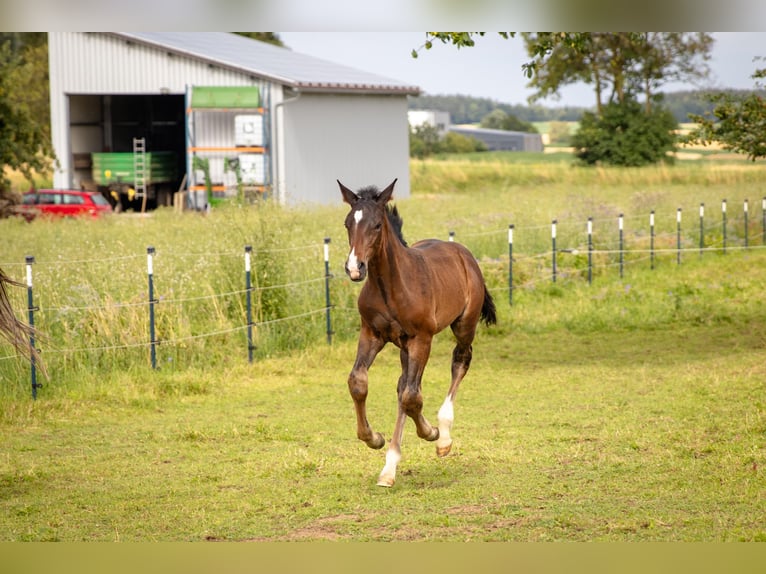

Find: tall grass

[1,155,766,397]
[1,204,340,386]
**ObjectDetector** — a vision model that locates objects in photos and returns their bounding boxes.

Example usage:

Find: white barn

[47,32,420,208]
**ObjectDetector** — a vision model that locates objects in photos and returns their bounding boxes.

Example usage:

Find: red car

[19,189,113,221]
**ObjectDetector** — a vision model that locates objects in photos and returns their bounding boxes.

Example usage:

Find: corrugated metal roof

[108,32,421,95]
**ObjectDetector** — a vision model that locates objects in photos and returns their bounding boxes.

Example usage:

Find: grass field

[1,155,766,541]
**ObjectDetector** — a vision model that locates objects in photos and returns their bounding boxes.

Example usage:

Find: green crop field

[1,155,765,541]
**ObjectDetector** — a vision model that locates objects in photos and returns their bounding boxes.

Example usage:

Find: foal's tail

[480,284,497,326]
[0,267,45,374]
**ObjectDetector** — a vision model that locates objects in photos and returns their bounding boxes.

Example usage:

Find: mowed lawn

[1,263,765,541]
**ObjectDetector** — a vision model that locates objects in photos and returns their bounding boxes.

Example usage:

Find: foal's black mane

[356,185,407,247]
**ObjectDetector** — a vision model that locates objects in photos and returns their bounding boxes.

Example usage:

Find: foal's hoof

[376,475,395,487]
[436,442,453,457]
[366,432,385,450]
[424,427,440,442]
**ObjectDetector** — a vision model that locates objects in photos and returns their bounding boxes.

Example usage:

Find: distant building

[48,32,420,207]
[449,126,544,152]
[407,110,451,136]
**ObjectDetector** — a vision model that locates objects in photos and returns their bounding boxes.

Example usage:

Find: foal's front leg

[348,325,386,449]
[400,336,439,442]
[377,404,406,487]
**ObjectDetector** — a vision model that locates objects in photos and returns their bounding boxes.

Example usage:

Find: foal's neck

[371,219,411,281]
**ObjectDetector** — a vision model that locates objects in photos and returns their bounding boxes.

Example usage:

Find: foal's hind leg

[378,339,438,487]
[348,325,386,450]
[436,328,475,457]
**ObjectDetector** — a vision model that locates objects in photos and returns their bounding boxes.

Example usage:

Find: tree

[479,109,538,133]
[413,32,695,166]
[409,124,442,159]
[683,66,766,161]
[633,33,714,114]
[5,40,51,142]
[409,124,486,158]
[571,100,677,166]
[441,131,487,154]
[522,33,712,114]
[0,39,54,209]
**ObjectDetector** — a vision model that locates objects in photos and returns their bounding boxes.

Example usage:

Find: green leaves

[412,32,514,59]
[572,100,677,166]
[0,39,54,196]
[684,71,766,161]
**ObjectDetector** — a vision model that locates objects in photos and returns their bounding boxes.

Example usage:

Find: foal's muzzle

[346,261,367,282]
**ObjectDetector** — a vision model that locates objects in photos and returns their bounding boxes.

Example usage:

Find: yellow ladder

[133,137,147,212]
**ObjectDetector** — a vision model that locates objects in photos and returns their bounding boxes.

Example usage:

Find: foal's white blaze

[346,246,360,279]
[345,210,366,279]
[436,396,454,452]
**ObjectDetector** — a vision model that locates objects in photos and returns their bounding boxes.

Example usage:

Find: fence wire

[2,201,765,376]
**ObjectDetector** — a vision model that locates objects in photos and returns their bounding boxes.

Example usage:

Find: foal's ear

[377,178,397,204]
[338,180,358,205]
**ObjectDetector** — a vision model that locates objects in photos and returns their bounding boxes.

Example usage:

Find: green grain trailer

[92,151,177,211]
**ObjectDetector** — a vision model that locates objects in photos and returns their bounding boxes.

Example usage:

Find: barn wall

[280,93,411,206]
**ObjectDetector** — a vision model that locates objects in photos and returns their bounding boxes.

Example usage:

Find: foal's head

[338,179,403,282]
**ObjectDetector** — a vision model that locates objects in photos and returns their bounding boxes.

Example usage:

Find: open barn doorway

[68,93,187,211]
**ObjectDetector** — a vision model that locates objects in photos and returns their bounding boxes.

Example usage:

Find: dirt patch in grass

[284,514,361,540]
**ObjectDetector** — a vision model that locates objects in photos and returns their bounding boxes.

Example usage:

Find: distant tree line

[408,90,759,125]
[662,89,765,123]
[408,94,587,124]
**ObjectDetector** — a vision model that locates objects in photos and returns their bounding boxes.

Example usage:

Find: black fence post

[508,224,514,306]
[323,238,333,345]
[245,245,254,363]
[25,256,40,400]
[619,213,624,278]
[147,247,157,369]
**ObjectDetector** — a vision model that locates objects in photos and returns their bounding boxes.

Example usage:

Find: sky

[279,32,766,109]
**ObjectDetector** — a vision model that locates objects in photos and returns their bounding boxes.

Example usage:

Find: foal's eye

[374,222,382,230]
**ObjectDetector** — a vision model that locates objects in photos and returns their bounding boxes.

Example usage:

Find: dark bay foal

[339,179,496,486]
